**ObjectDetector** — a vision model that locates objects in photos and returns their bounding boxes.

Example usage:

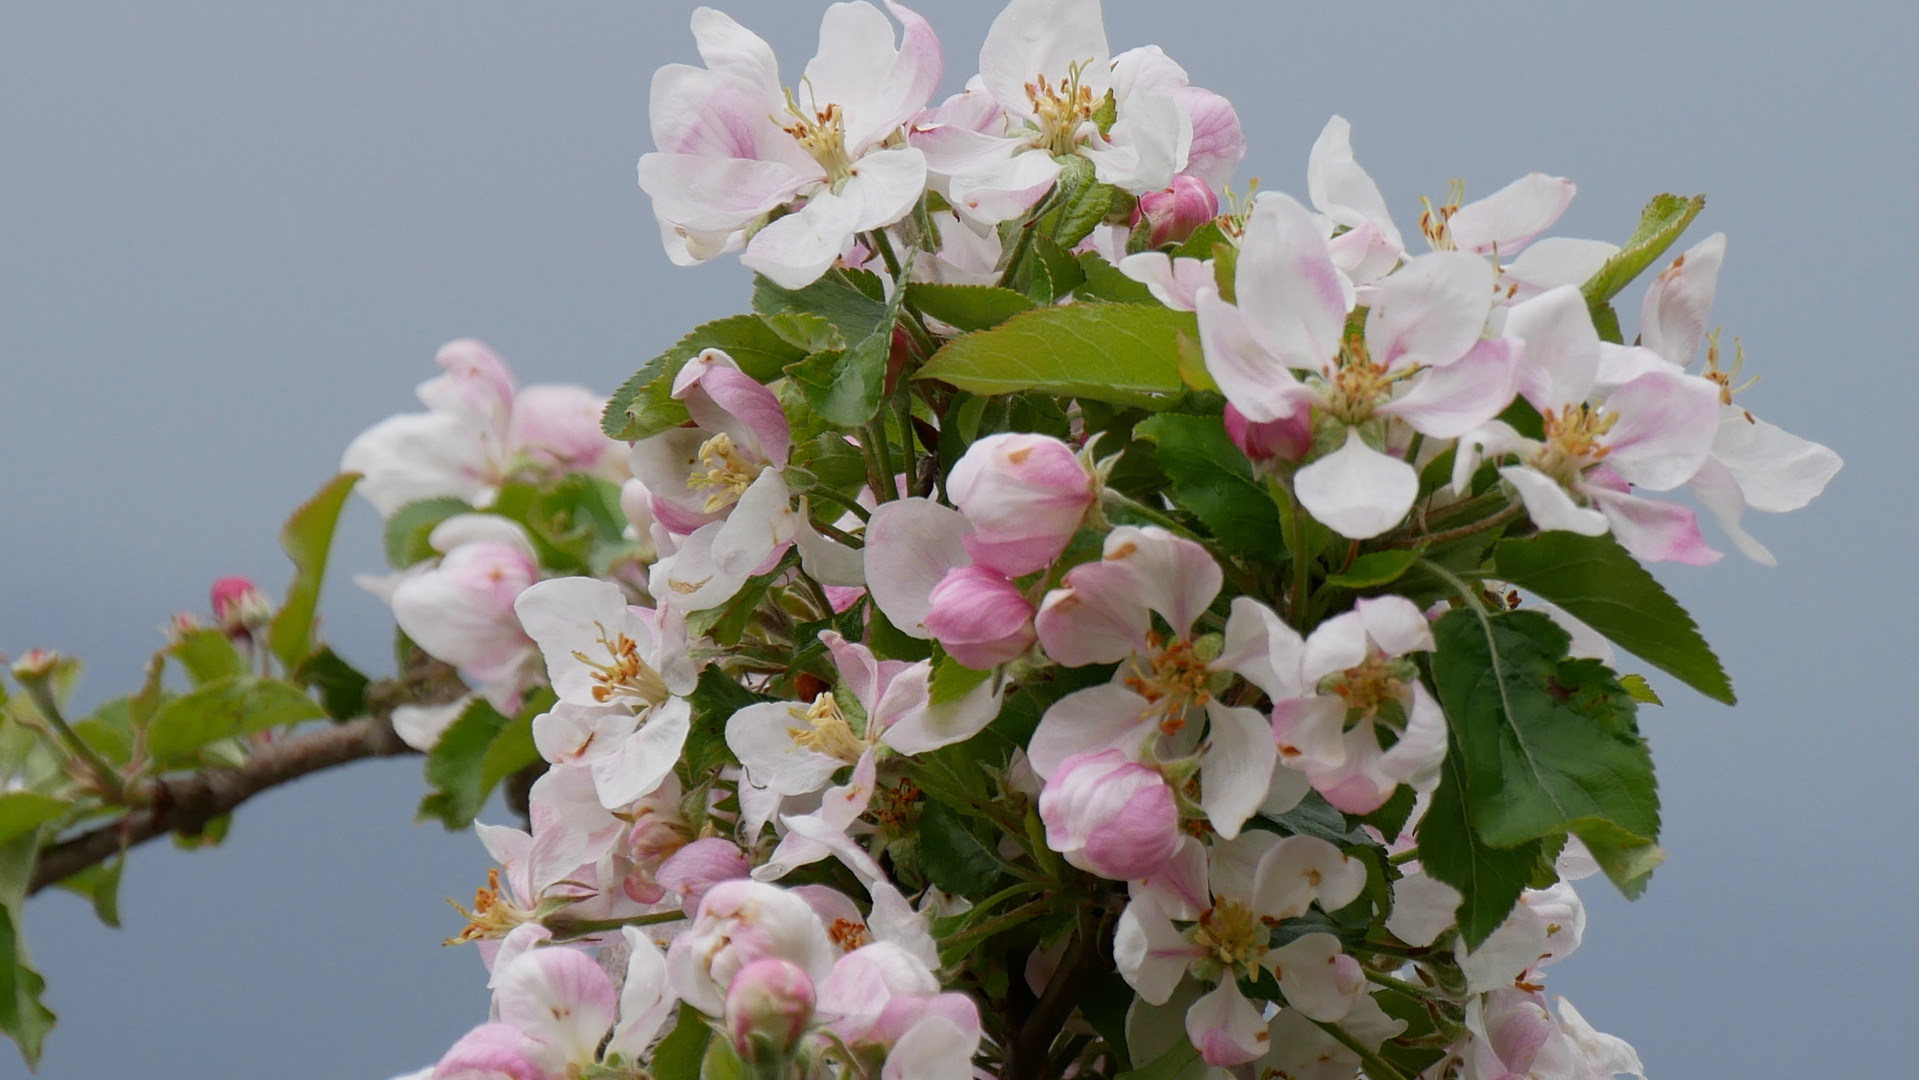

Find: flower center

[1319,335,1415,425]
[781,89,854,181]
[445,868,532,945]
[1025,61,1103,156]
[828,917,874,953]
[1192,900,1270,971]
[573,624,670,707]
[1703,330,1759,414]
[686,432,765,513]
[786,692,866,763]
[1123,632,1214,735]
[1418,179,1466,251]
[1532,402,1619,485]
[1324,650,1408,719]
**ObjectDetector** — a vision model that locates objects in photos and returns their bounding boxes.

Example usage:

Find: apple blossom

[1135,174,1218,247]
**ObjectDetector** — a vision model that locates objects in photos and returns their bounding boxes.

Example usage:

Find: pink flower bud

[657,837,751,917]
[1224,403,1313,466]
[920,566,1037,669]
[666,880,835,1017]
[209,576,272,638]
[508,384,618,474]
[1134,176,1219,248]
[1038,751,1181,881]
[948,433,1094,577]
[725,958,816,1064]
[433,1022,543,1080]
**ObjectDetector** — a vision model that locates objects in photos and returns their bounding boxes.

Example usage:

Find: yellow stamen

[685,431,764,513]
[785,692,866,763]
[1122,631,1214,735]
[571,623,670,707]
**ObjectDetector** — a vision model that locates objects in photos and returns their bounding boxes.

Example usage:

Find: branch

[29,692,428,895]
[1003,900,1114,1080]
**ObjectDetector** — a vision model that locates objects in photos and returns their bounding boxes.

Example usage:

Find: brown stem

[1003,901,1114,1080]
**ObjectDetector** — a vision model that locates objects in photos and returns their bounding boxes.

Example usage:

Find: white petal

[1195,286,1323,424]
[1184,978,1270,1068]
[1601,370,1720,492]
[1214,596,1306,702]
[591,698,692,809]
[1354,595,1435,657]
[1026,684,1155,778]
[1200,702,1279,841]
[605,929,676,1059]
[1638,232,1725,365]
[882,1016,977,1080]
[978,0,1110,116]
[1269,933,1362,1022]
[1235,192,1351,371]
[1364,251,1494,372]
[864,498,972,637]
[1294,430,1419,539]
[1503,285,1599,407]
[1447,173,1576,256]
[1501,237,1619,298]
[741,190,864,290]
[1713,406,1843,513]
[1502,466,1609,536]
[1307,115,1403,250]
[845,147,930,232]
[1688,457,1775,565]
[878,664,1004,756]
[726,701,847,796]
[1113,895,1203,1005]
[711,469,797,577]
[340,411,491,515]
[1384,871,1461,948]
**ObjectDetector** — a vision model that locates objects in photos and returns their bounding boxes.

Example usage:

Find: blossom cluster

[314,2,1841,1078]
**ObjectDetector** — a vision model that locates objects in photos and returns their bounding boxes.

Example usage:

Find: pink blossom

[1135,175,1218,247]
[667,880,837,1018]
[947,432,1093,576]
[724,958,816,1064]
[1039,750,1181,881]
[920,566,1037,668]
[1225,402,1312,465]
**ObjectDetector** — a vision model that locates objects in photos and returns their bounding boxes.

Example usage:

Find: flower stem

[19,676,124,801]
[1310,1017,1413,1080]
[1364,968,1435,999]
[545,908,685,941]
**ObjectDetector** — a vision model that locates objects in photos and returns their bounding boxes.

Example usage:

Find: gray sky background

[1,2,1910,1076]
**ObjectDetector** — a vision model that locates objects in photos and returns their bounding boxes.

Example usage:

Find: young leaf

[603,314,810,441]
[919,305,1197,408]
[1075,250,1157,304]
[1323,549,1424,590]
[416,697,516,830]
[1430,610,1663,897]
[146,677,325,764]
[53,855,125,929]
[928,655,994,706]
[1417,739,1547,949]
[763,270,900,426]
[905,283,1035,332]
[648,1003,713,1080]
[167,628,245,686]
[687,666,769,777]
[1580,193,1706,307]
[918,799,1001,896]
[0,794,66,848]
[382,496,473,569]
[293,646,371,721]
[0,905,54,1068]
[269,472,360,669]
[1133,413,1282,557]
[1493,532,1734,704]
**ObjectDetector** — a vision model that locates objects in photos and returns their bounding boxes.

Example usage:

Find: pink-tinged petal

[865,498,973,638]
[1272,694,1349,773]
[1639,232,1725,365]
[1270,933,1364,1022]
[844,146,930,232]
[1113,894,1207,1005]
[804,1,940,151]
[943,144,1063,224]
[1447,173,1576,257]
[638,151,814,234]
[1099,525,1224,638]
[630,428,724,527]
[1586,487,1722,566]
[1225,401,1314,465]
[1130,835,1211,921]
[1042,750,1181,881]
[1235,192,1352,370]
[1027,684,1157,778]
[876,662,1003,755]
[1687,457,1770,566]
[1601,370,1721,491]
[419,338,517,424]
[817,940,939,1043]
[390,542,538,685]
[742,190,864,290]
[606,929,677,1059]
[948,432,1094,575]
[1377,337,1520,439]
[1307,115,1403,249]
[1118,252,1214,311]
[1594,343,1684,393]
[823,630,890,716]
[494,946,618,1067]
[1713,405,1842,513]
[1365,250,1495,372]
[1502,466,1608,536]
[1214,596,1306,702]
[1353,595,1435,657]
[1500,237,1618,301]
[1385,871,1463,948]
[676,354,790,467]
[1172,86,1244,189]
[1195,287,1325,424]
[1186,978,1270,1068]
[1035,562,1151,666]
[508,385,617,476]
[527,762,618,840]
[657,838,751,917]
[1200,702,1278,840]
[341,411,491,516]
[1295,430,1419,540]
[881,1016,978,1080]
[1327,220,1403,288]
[434,1023,544,1080]
[923,566,1037,669]
[1503,285,1600,407]
[979,0,1111,118]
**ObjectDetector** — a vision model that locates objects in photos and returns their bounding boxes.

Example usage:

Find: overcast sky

[1,2,1912,1076]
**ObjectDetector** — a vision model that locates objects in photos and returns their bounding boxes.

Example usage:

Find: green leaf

[1079,970,1136,1071]
[1619,673,1663,705]
[1324,549,1424,590]
[1493,531,1733,704]
[1430,610,1663,897]
[919,303,1197,408]
[762,270,901,426]
[53,856,124,929]
[1115,1039,1199,1080]
[869,606,934,662]
[1417,739,1546,949]
[417,698,516,830]
[1075,251,1157,304]
[382,496,473,569]
[146,677,325,764]
[918,799,1001,896]
[685,550,798,648]
[1354,784,1417,843]
[269,472,360,669]
[1581,193,1706,307]
[904,282,1036,332]
[167,628,245,686]
[603,314,810,441]
[686,666,769,778]
[648,1003,712,1080]
[0,904,54,1069]
[1134,413,1282,556]
[928,655,993,706]
[1258,790,1376,848]
[0,795,65,848]
[293,646,371,721]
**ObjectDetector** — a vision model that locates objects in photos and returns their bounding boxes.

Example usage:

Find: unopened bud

[8,648,60,683]
[1225,403,1313,466]
[922,566,1037,670]
[210,576,273,639]
[724,958,815,1067]
[1134,176,1219,248]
